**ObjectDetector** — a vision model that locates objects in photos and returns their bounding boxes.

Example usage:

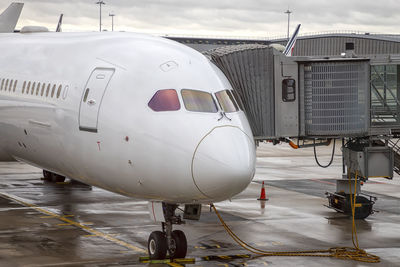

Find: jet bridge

[205,45,400,218]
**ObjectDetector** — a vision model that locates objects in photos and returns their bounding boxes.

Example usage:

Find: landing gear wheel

[148,231,167,260]
[170,230,187,259]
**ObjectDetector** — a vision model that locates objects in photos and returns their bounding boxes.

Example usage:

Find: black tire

[170,230,187,259]
[148,231,167,260]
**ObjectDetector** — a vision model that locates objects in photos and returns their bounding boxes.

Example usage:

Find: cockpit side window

[231,90,245,111]
[215,90,239,113]
[181,89,218,113]
[148,89,181,112]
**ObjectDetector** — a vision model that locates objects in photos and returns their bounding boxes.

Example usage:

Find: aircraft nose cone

[192,126,256,201]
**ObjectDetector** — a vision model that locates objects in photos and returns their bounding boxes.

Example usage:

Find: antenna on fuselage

[56,14,63,32]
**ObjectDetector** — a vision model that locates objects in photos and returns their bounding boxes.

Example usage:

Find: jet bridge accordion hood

[204,44,371,140]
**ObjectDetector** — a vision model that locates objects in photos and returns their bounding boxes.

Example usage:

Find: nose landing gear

[147,203,188,260]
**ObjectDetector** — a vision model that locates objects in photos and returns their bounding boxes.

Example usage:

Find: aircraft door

[79,68,115,132]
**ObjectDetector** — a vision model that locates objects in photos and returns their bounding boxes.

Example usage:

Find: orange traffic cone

[258,181,268,201]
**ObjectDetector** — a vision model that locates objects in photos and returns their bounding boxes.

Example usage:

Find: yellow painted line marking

[41,214,74,219]
[167,263,183,267]
[218,256,231,260]
[0,192,146,253]
[83,234,97,237]
[57,223,72,226]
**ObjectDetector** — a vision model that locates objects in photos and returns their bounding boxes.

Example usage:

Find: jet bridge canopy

[205,45,400,140]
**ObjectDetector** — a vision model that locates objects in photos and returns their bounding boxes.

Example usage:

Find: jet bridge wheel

[344,195,373,220]
[327,192,374,219]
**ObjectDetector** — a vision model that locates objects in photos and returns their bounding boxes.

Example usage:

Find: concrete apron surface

[0,143,399,266]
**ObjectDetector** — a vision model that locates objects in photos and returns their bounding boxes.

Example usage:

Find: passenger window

[282,79,296,102]
[41,83,45,96]
[26,82,31,94]
[13,80,17,92]
[31,82,36,95]
[36,82,41,95]
[63,85,69,99]
[148,89,180,111]
[5,79,9,91]
[56,85,62,98]
[51,85,56,97]
[215,90,239,113]
[22,81,26,94]
[0,79,3,90]
[9,80,13,91]
[46,84,51,97]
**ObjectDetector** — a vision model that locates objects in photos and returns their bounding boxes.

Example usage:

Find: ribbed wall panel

[204,45,275,138]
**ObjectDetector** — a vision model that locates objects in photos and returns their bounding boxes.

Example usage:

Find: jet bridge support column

[326,138,394,219]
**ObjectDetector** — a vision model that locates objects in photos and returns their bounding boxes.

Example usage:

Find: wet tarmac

[0,143,400,266]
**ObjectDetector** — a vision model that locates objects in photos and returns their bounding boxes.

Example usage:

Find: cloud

[1,0,400,37]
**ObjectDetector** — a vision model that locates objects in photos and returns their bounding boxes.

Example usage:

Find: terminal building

[168,32,400,55]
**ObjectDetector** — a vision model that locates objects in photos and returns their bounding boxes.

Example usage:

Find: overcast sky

[1,0,400,38]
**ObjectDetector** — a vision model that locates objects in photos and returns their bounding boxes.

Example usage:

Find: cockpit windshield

[181,89,218,113]
[215,90,239,113]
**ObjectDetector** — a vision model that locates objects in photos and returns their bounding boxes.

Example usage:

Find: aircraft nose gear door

[79,68,115,132]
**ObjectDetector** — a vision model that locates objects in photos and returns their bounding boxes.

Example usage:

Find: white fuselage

[0,32,256,204]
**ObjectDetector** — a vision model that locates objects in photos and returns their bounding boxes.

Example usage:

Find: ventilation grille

[304,61,369,136]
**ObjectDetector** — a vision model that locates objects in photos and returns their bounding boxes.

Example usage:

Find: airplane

[0,3,256,260]
[56,14,63,32]
[283,24,301,56]
[0,2,23,33]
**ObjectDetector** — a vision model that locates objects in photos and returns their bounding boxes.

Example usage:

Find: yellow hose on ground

[211,173,380,263]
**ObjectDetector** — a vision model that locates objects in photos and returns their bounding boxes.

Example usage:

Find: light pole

[95,1,106,32]
[109,12,115,31]
[284,9,292,41]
